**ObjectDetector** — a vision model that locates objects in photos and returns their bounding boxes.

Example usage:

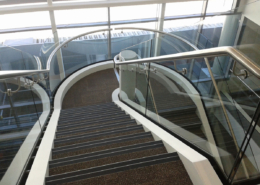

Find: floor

[62,69,119,109]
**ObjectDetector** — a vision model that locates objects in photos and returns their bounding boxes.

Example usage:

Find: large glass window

[113,22,157,30]
[56,26,108,38]
[0,30,52,46]
[163,18,201,29]
[206,0,234,13]
[54,8,108,25]
[0,11,51,30]
[110,4,158,21]
[165,1,204,17]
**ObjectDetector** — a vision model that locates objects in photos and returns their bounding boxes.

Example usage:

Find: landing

[62,69,118,109]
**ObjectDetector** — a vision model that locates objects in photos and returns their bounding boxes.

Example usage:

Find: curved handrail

[115,27,199,50]
[115,27,260,78]
[114,27,260,79]
[115,27,253,176]
[0,70,49,80]
[46,28,112,70]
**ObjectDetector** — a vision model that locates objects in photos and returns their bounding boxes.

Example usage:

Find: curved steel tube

[115,27,260,78]
[0,70,49,80]
[46,28,112,70]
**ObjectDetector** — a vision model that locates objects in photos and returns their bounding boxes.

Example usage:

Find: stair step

[61,103,116,114]
[52,132,153,159]
[57,117,133,132]
[45,153,179,185]
[54,125,144,148]
[58,114,131,126]
[56,120,137,139]
[56,119,135,135]
[59,111,125,122]
[49,141,164,175]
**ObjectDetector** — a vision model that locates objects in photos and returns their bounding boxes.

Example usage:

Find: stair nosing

[54,125,144,145]
[46,153,178,184]
[50,141,164,168]
[56,120,136,136]
[52,132,152,155]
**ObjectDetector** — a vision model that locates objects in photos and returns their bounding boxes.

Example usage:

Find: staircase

[146,75,207,143]
[45,102,192,185]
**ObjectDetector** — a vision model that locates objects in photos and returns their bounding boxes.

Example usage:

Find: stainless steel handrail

[46,28,112,70]
[114,27,260,79]
[115,27,253,175]
[115,45,260,78]
[0,70,49,80]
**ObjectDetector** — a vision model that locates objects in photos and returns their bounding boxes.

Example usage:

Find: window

[164,18,201,30]
[0,11,51,30]
[110,4,158,21]
[56,26,108,38]
[206,0,234,13]
[165,1,204,17]
[0,30,52,45]
[54,8,108,25]
[112,22,157,30]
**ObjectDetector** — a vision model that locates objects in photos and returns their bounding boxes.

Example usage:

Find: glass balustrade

[118,34,260,183]
[0,46,41,70]
[0,71,51,182]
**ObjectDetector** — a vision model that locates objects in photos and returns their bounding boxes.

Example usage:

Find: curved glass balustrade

[0,71,51,183]
[118,31,260,183]
[35,8,259,183]
[0,46,42,70]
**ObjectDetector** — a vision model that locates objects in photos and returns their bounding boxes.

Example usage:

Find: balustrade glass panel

[118,32,260,182]
[0,72,50,183]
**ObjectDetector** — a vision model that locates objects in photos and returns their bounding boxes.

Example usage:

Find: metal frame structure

[0,0,239,36]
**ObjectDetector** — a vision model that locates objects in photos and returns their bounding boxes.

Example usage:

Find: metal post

[205,58,249,179]
[4,82,20,127]
[108,7,112,59]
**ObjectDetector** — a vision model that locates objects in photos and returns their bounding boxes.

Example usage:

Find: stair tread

[56,121,137,139]
[57,117,132,131]
[52,132,153,159]
[54,126,144,148]
[49,144,166,176]
[51,141,163,166]
[56,120,135,135]
[46,153,178,184]
[53,160,192,185]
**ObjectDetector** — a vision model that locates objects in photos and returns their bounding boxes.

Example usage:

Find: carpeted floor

[62,69,118,109]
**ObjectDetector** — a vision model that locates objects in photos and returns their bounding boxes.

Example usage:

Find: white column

[48,0,65,81]
[153,3,166,57]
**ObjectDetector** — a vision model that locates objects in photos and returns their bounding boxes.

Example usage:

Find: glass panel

[0,11,51,30]
[56,26,108,38]
[120,63,139,110]
[236,17,260,67]
[206,0,234,13]
[0,30,52,46]
[165,1,204,16]
[0,73,50,182]
[120,39,153,114]
[118,31,260,181]
[111,26,156,58]
[111,4,158,21]
[0,46,39,70]
[163,18,201,30]
[54,8,108,25]
[48,30,110,92]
